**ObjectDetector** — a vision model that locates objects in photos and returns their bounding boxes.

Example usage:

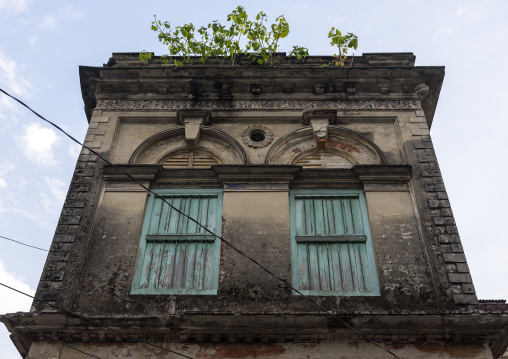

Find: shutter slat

[343,198,355,235]
[308,243,320,290]
[330,243,342,290]
[149,199,163,235]
[351,198,364,234]
[160,242,176,289]
[332,198,345,235]
[184,241,197,289]
[149,242,164,289]
[194,242,205,289]
[295,198,305,236]
[172,242,187,289]
[314,198,325,235]
[206,197,217,233]
[296,242,310,290]
[139,243,154,289]
[339,243,354,291]
[318,242,331,290]
[203,243,215,290]
[359,244,372,291]
[178,198,191,234]
[325,198,335,235]
[167,197,181,234]
[349,243,362,291]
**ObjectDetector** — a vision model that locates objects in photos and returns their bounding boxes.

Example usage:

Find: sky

[0,0,507,357]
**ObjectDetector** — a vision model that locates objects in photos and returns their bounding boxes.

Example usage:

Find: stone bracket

[302,110,337,148]
[414,83,429,98]
[184,118,203,148]
[310,118,329,148]
[176,110,212,148]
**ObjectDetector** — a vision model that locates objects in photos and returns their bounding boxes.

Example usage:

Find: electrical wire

[0,282,194,359]
[1,314,102,358]
[0,235,48,252]
[0,88,401,359]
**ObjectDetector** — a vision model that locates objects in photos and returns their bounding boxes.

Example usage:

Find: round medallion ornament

[241,125,274,148]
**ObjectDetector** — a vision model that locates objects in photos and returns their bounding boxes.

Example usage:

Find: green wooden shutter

[131,189,222,295]
[290,190,380,296]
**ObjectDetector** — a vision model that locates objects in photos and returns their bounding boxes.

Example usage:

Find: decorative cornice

[103,164,162,181]
[2,312,508,358]
[355,165,412,183]
[96,99,421,111]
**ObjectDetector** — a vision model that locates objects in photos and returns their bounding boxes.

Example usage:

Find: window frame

[289,189,380,296]
[131,188,223,295]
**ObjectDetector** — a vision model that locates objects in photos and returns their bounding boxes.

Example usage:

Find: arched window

[293,149,356,169]
[160,149,222,168]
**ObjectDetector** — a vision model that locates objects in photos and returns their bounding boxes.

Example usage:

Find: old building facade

[2,52,508,358]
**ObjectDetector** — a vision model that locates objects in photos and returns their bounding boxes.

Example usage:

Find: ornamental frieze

[96,100,421,111]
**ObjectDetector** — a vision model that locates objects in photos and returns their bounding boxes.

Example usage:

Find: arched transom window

[160,149,222,169]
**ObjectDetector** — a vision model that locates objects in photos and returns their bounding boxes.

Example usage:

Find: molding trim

[3,312,507,357]
[103,164,162,181]
[96,99,421,111]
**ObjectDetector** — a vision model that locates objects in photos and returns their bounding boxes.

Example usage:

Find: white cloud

[0,259,35,314]
[0,50,31,96]
[0,162,15,176]
[0,162,14,188]
[68,143,81,159]
[456,3,489,23]
[41,177,66,214]
[294,3,308,10]
[17,123,61,167]
[39,14,57,29]
[0,50,31,125]
[0,0,31,16]
[38,5,85,30]
[27,34,38,46]
[326,15,347,26]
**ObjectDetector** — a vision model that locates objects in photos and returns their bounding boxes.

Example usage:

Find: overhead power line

[0,235,48,252]
[0,88,400,359]
[1,314,102,358]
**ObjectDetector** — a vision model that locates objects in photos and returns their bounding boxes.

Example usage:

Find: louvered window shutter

[290,190,380,296]
[131,190,222,295]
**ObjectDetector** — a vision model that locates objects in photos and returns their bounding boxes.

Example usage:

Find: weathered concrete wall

[33,106,478,317]
[365,190,436,306]
[73,183,148,314]
[220,190,292,311]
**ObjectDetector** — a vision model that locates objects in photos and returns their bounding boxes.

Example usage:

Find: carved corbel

[302,110,337,148]
[176,110,212,149]
[414,83,430,99]
[310,118,329,148]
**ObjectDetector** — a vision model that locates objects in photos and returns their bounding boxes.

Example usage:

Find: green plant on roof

[140,6,357,67]
[328,27,358,66]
